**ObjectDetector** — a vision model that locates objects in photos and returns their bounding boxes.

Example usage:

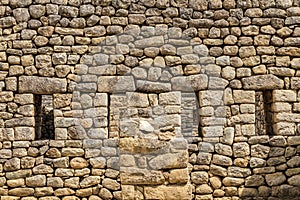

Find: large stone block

[14,127,34,141]
[242,74,284,90]
[19,76,67,94]
[136,80,171,93]
[120,168,165,185]
[119,138,168,154]
[98,76,135,93]
[144,184,192,200]
[0,92,13,102]
[149,151,188,169]
[134,36,164,48]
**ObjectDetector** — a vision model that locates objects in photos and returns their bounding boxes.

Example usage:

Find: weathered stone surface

[80,176,100,188]
[169,168,189,184]
[136,80,171,93]
[19,76,67,94]
[265,172,286,186]
[242,75,284,90]
[121,169,165,185]
[223,177,245,187]
[102,178,120,190]
[98,76,136,93]
[6,169,31,180]
[233,142,250,157]
[135,36,164,48]
[149,151,188,169]
[191,172,209,184]
[26,175,46,187]
[0,17,16,28]
[144,184,192,200]
[0,92,13,103]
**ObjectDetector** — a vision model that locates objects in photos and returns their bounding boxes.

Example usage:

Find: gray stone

[19,76,67,94]
[265,172,286,186]
[59,6,78,17]
[242,74,284,90]
[136,80,171,93]
[13,8,30,23]
[135,36,164,48]
[98,76,136,93]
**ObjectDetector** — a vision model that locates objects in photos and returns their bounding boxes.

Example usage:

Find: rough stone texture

[19,76,67,94]
[242,75,284,90]
[0,0,299,199]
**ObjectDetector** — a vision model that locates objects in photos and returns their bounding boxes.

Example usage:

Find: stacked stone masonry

[0,0,300,199]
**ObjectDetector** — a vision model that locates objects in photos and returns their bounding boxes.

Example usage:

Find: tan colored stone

[169,168,189,184]
[80,176,101,188]
[54,188,75,196]
[8,188,34,197]
[121,169,165,185]
[242,75,284,90]
[19,76,67,94]
[70,157,88,169]
[144,184,192,200]
[7,178,24,188]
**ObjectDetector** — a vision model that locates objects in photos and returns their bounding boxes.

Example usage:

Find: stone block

[14,127,34,141]
[169,168,189,184]
[233,90,255,104]
[98,76,135,93]
[144,184,192,200]
[273,122,295,135]
[136,80,171,93]
[120,168,165,185]
[242,75,284,90]
[265,172,286,186]
[26,175,46,187]
[134,36,164,48]
[19,76,67,94]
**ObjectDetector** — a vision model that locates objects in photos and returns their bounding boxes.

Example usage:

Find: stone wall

[0,0,300,199]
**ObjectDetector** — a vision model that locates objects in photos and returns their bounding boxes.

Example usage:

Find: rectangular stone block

[134,36,164,48]
[159,92,181,105]
[14,127,34,140]
[98,76,136,93]
[144,184,192,200]
[274,113,300,123]
[136,80,171,93]
[55,27,84,35]
[5,117,35,127]
[273,90,297,102]
[120,169,165,185]
[287,136,300,146]
[19,76,67,94]
[233,90,255,103]
[273,122,295,135]
[201,126,224,137]
[199,90,224,106]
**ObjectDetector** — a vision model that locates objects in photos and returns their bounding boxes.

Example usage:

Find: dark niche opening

[34,95,55,140]
[255,91,273,135]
